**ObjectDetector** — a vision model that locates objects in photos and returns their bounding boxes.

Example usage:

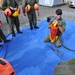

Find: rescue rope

[61,44,75,52]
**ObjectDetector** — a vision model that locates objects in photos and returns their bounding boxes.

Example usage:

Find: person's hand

[57,22,62,27]
[48,24,52,28]
[53,20,58,24]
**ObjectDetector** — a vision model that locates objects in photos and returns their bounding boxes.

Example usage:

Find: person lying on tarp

[44,9,66,47]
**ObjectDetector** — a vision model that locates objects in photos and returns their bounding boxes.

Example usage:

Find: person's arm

[48,23,52,28]
[22,0,27,15]
[48,18,55,28]
[2,0,8,10]
[58,20,66,33]
[10,0,19,11]
[15,0,18,8]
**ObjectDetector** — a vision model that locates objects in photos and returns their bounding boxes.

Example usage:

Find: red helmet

[25,4,31,12]
[3,8,12,16]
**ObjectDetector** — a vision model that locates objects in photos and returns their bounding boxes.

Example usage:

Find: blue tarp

[0,19,75,75]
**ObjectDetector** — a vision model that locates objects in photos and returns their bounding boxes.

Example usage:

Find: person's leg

[0,45,3,48]
[27,13,33,30]
[32,12,39,28]
[5,15,9,24]
[7,17,15,36]
[0,29,6,41]
[44,34,50,42]
[14,17,23,33]
[0,38,2,42]
[54,36,61,47]
[0,29,10,43]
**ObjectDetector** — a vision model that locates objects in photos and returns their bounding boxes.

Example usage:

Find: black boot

[30,24,33,30]
[18,31,23,34]
[0,45,3,48]
[4,40,10,43]
[34,26,39,29]
[12,33,16,37]
[30,27,33,30]
[0,39,2,42]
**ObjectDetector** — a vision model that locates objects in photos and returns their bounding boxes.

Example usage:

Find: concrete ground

[0,4,75,34]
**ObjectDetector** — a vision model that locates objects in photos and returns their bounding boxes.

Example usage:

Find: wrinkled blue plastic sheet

[0,19,75,75]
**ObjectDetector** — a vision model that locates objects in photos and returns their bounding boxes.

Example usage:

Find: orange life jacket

[49,23,58,43]
[0,58,16,75]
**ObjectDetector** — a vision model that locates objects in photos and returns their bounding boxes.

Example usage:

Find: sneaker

[4,40,10,43]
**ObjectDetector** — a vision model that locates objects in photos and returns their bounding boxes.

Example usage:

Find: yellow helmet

[12,11,19,17]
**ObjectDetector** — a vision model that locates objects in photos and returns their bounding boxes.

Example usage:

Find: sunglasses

[57,13,62,15]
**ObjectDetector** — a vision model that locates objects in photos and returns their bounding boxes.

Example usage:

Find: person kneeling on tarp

[44,9,66,47]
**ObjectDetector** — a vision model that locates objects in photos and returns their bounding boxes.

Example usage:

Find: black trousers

[27,11,37,28]
[0,29,6,42]
[7,16,20,34]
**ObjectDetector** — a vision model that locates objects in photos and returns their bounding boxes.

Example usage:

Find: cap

[55,9,62,15]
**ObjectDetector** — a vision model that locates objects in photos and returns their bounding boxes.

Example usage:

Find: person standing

[2,0,23,37]
[22,0,39,30]
[44,9,66,47]
[0,28,10,48]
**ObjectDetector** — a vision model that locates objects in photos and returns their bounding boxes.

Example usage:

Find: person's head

[55,9,62,20]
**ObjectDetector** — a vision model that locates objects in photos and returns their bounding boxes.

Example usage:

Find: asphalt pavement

[0,4,75,34]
